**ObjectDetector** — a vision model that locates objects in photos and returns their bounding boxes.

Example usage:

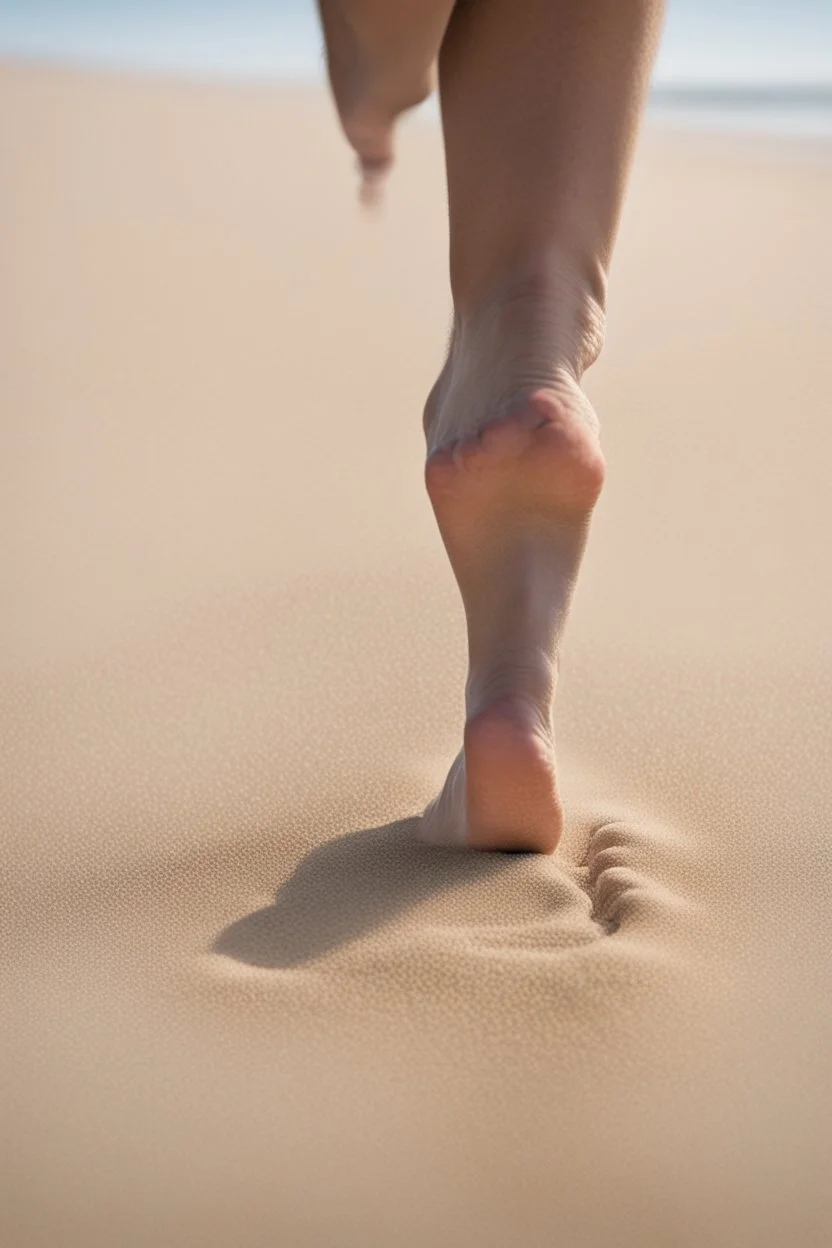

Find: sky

[0,0,830,86]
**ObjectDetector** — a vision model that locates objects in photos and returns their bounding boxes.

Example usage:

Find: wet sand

[2,65,832,1247]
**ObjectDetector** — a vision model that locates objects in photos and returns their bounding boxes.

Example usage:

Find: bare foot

[317,1,452,199]
[420,293,605,852]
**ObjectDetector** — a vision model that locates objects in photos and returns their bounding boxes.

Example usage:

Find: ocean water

[0,0,830,137]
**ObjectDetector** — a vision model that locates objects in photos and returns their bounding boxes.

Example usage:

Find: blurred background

[0,0,831,136]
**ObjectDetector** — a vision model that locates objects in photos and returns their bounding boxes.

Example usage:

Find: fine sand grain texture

[2,65,832,1248]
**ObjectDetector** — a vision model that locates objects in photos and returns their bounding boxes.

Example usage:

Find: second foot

[317,0,451,199]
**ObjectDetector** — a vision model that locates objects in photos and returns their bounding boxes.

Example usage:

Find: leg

[421,0,665,852]
[317,0,454,200]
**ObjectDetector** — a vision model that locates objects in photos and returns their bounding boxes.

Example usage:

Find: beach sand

[2,64,832,1247]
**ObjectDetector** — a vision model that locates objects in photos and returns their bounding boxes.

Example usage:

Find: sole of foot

[420,389,605,853]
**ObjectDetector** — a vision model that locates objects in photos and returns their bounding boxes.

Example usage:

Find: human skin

[318,0,666,850]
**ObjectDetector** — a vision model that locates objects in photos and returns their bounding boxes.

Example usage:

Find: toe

[358,164,389,208]
[345,117,394,185]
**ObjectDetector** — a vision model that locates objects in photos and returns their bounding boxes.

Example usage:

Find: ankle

[450,253,607,380]
[465,644,557,723]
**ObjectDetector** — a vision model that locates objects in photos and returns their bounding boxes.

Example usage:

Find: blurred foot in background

[317,0,453,201]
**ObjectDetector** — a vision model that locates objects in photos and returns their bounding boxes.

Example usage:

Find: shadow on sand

[213,818,515,968]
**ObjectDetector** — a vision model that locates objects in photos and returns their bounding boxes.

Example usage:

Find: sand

[2,63,832,1247]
